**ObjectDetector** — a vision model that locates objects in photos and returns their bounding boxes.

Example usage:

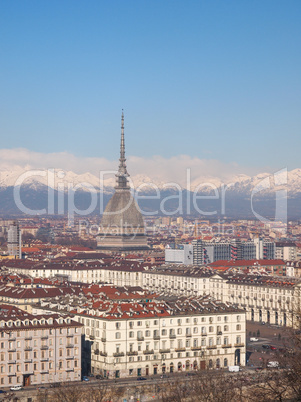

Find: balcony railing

[24,359,32,363]
[175,347,185,352]
[234,343,245,347]
[169,334,176,339]
[127,351,138,356]
[206,345,217,350]
[66,344,74,348]
[41,336,48,340]
[201,333,207,336]
[66,356,74,360]
[137,336,144,341]
[41,358,49,362]
[222,344,232,348]
[143,349,154,355]
[186,333,192,337]
[153,335,160,340]
[25,346,32,351]
[101,337,106,342]
[8,360,16,364]
[41,346,49,350]
[66,368,74,372]
[8,348,16,352]
[191,346,202,350]
[100,351,107,357]
[90,336,95,340]
[25,336,32,341]
[159,348,170,353]
[113,352,125,357]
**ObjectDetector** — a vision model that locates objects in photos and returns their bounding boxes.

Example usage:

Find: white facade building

[34,297,246,378]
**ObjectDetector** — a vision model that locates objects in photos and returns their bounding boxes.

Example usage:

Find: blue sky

[0,0,300,176]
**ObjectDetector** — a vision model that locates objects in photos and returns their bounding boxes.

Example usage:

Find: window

[177,328,182,335]
[115,332,121,339]
[237,315,241,322]
[224,316,228,323]
[162,329,167,336]
[115,322,121,329]
[224,325,228,332]
[236,324,241,331]
[201,327,206,335]
[129,331,134,338]
[193,327,198,334]
[209,326,213,333]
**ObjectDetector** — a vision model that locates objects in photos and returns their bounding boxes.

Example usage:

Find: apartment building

[275,242,297,261]
[1,259,144,286]
[34,296,246,378]
[0,305,82,388]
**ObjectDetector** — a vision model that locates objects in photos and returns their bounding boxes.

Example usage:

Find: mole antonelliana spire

[116,110,129,189]
[97,111,149,252]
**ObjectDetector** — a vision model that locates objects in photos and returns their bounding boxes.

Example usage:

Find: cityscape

[1,1,301,402]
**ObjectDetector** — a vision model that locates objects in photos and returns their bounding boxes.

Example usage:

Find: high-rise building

[7,221,22,259]
[97,112,149,252]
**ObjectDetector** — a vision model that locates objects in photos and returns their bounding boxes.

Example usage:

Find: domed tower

[97,111,149,251]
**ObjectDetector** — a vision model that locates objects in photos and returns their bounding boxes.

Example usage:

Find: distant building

[275,242,297,261]
[190,238,276,265]
[165,244,193,265]
[254,238,275,260]
[97,112,149,252]
[7,221,22,259]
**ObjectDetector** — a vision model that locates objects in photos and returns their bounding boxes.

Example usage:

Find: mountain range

[0,167,301,219]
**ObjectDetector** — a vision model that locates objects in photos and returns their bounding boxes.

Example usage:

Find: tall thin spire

[116,110,130,189]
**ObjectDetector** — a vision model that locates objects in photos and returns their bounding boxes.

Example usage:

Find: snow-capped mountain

[2,167,301,194]
[1,167,301,218]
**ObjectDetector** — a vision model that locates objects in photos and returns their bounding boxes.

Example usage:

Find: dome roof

[101,189,145,228]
